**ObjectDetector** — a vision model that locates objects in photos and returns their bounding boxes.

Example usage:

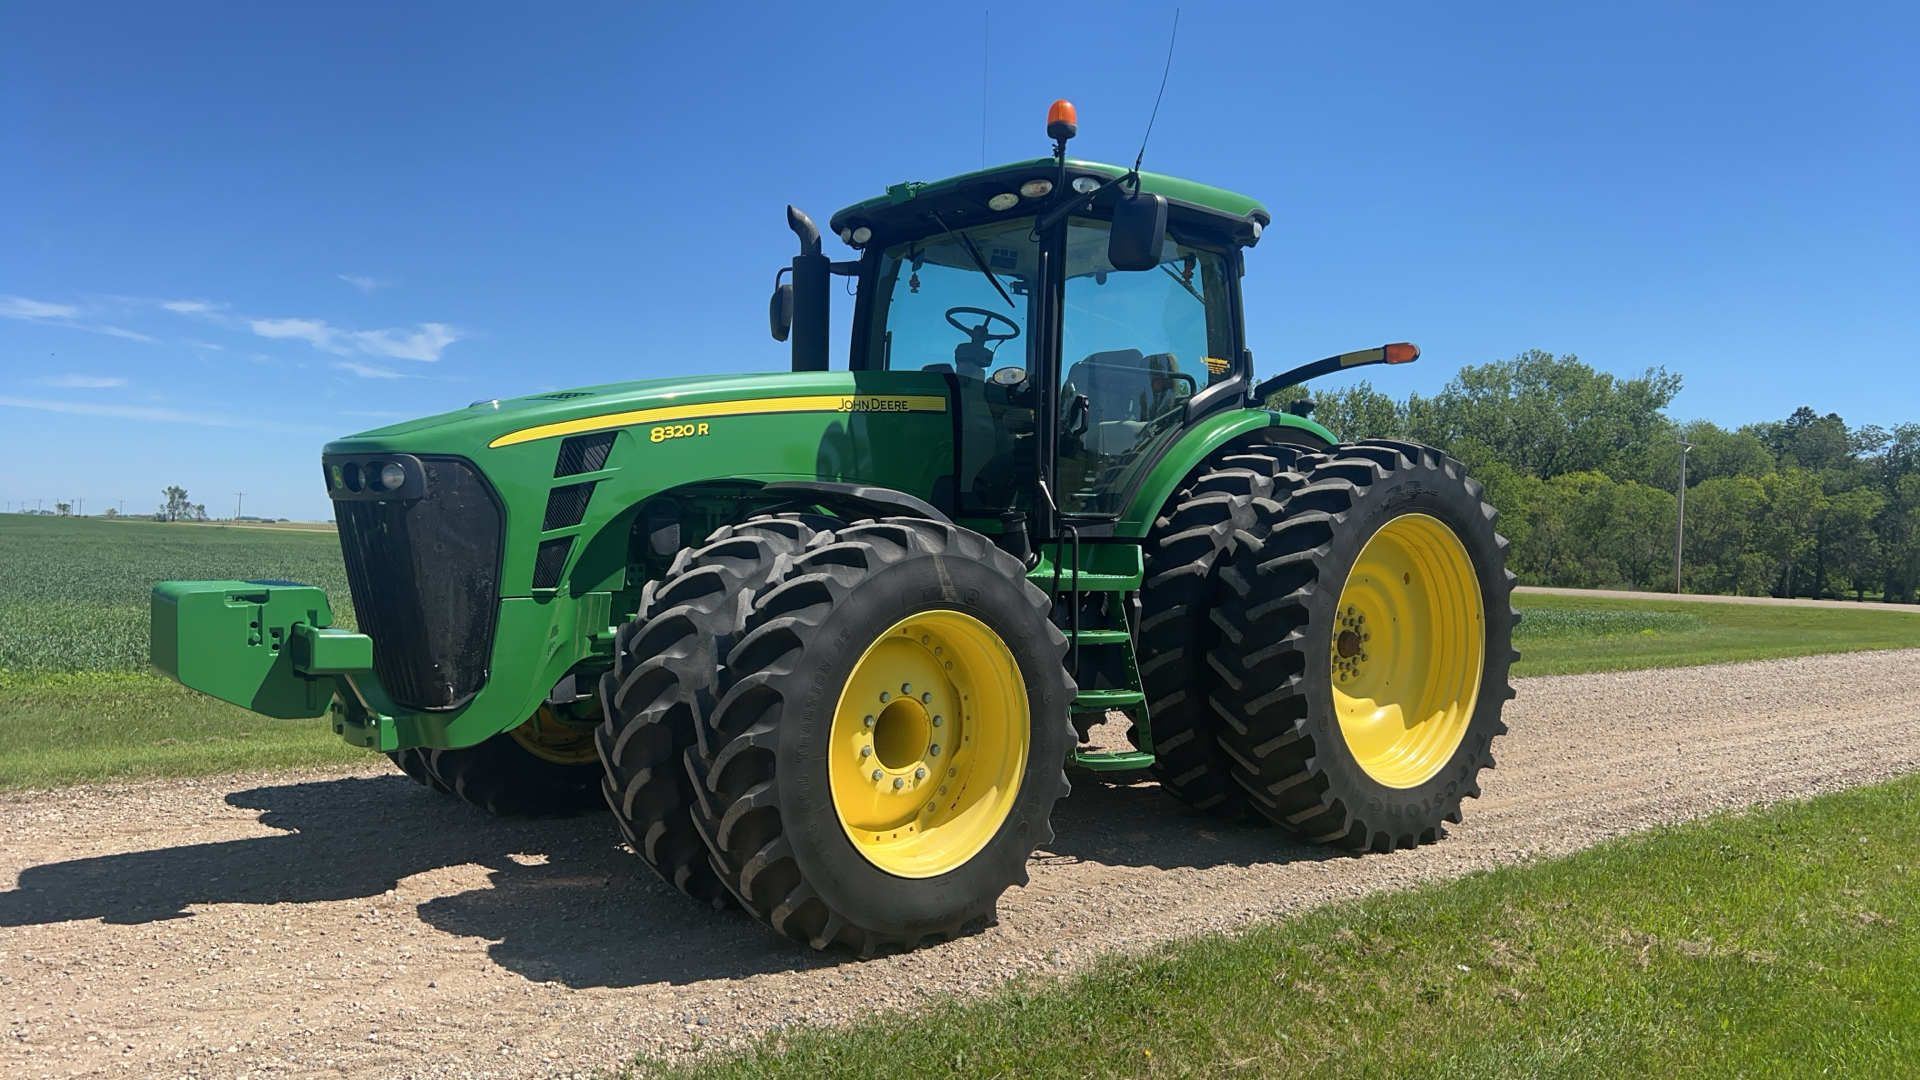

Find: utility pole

[76,497,83,517]
[1673,437,1693,594]
[235,492,246,520]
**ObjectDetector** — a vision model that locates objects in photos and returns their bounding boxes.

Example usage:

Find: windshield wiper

[931,211,1015,310]
[1160,264,1203,303]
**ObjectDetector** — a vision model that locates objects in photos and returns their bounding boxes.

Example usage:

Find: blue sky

[3,2,1914,520]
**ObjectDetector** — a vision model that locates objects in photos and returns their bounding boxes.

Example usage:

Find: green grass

[1511,591,1920,677]
[0,515,367,788]
[638,775,1920,1079]
[0,670,364,788]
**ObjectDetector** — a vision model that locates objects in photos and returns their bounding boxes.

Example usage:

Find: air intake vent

[532,538,573,589]
[530,391,595,400]
[554,431,616,477]
[543,481,597,531]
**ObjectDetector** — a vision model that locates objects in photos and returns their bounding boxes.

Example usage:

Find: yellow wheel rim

[508,705,600,765]
[1330,513,1485,789]
[829,611,1029,879]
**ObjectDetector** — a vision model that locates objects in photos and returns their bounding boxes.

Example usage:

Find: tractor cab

[774,101,1271,539]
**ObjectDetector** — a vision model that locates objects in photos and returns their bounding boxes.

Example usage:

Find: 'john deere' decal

[489,394,947,448]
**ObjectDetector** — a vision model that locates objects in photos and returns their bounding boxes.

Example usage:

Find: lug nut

[929,744,940,756]
[902,683,912,694]
[863,714,876,728]
[871,769,883,781]
[915,767,927,779]
[926,802,936,812]
[922,692,932,703]
[860,745,872,758]
[879,691,889,703]
[893,777,905,789]
[932,715,943,727]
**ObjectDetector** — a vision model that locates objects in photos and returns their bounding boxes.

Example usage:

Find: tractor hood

[322,369,897,457]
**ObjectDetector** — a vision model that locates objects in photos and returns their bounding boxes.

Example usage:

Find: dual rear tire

[1140,438,1516,850]
[599,515,1074,954]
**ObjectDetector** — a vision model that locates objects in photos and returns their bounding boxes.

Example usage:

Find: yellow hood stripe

[488,394,949,449]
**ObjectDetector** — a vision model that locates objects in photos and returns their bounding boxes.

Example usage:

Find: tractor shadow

[1042,768,1352,871]
[0,768,1341,992]
[0,772,846,988]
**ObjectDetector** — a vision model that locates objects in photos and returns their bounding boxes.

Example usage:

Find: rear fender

[1113,409,1335,537]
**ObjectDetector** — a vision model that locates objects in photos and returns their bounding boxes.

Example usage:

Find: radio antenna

[1133,7,1180,173]
[981,10,990,168]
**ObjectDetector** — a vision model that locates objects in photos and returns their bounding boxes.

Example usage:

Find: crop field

[3,513,1919,789]
[0,514,365,787]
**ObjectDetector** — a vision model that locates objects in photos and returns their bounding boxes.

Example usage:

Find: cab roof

[828,158,1270,251]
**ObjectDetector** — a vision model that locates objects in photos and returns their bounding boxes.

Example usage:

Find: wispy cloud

[1,295,158,342]
[247,315,463,361]
[351,323,462,361]
[0,296,79,320]
[0,395,329,434]
[338,274,394,294]
[162,299,225,315]
[35,374,126,388]
[250,316,347,352]
[184,339,225,351]
[332,360,410,379]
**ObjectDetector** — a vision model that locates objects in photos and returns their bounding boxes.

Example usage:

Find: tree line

[1271,350,1919,602]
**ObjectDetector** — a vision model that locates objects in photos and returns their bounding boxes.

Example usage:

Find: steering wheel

[945,307,1021,347]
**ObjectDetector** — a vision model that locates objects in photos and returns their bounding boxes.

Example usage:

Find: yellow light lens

[1019,179,1053,199]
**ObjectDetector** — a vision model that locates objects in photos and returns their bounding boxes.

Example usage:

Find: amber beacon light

[1047,100,1078,142]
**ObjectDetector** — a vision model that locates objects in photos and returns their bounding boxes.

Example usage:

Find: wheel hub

[829,611,1029,878]
[507,705,600,765]
[1330,513,1485,789]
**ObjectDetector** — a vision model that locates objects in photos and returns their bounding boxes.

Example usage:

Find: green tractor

[153,101,1515,954]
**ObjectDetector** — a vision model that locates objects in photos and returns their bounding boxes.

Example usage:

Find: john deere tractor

[153,102,1514,954]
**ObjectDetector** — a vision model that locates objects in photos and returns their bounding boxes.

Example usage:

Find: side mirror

[769,270,793,343]
[1108,188,1168,272]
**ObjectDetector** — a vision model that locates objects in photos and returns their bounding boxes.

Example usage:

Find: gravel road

[5,649,1919,1079]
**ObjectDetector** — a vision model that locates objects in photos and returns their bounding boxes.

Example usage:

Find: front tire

[692,518,1075,954]
[422,707,605,818]
[1208,441,1517,851]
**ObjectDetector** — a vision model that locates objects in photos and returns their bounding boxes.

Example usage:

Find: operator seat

[1063,350,1186,457]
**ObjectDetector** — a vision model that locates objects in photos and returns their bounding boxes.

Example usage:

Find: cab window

[865,219,1041,513]
[1057,219,1234,516]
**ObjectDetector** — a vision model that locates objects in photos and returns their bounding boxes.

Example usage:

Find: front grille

[334,456,503,712]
